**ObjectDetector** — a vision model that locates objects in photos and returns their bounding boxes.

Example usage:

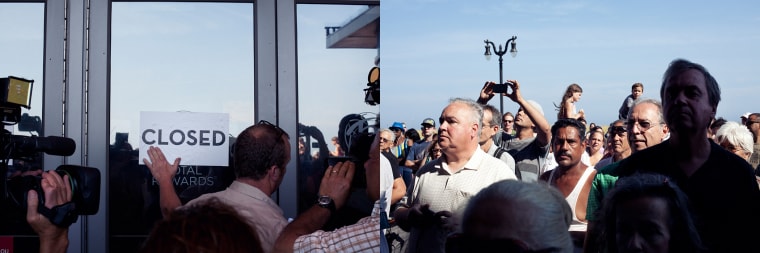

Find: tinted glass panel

[295,4,379,229]
[109,3,254,252]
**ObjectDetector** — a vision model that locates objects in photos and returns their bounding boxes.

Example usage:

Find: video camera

[329,113,378,189]
[1,76,101,228]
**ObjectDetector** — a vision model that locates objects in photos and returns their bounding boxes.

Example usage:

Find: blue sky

[381,0,760,130]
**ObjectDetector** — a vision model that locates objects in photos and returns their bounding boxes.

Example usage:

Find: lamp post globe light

[483,35,517,113]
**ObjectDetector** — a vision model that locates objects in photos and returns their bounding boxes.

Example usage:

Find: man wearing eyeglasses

[588,59,760,252]
[583,99,669,253]
[394,98,517,253]
[480,104,517,177]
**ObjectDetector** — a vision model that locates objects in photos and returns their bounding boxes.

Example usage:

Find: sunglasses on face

[609,126,627,136]
[627,119,659,132]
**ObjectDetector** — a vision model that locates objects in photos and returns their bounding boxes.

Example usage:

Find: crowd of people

[22,58,760,253]
[384,58,760,253]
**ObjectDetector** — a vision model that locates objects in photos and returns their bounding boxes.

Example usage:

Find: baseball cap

[741,112,751,119]
[390,122,404,131]
[525,100,545,116]
[421,118,436,127]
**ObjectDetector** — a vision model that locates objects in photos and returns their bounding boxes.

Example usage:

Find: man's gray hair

[481,104,502,130]
[629,98,666,125]
[460,180,574,253]
[449,97,484,137]
[379,128,395,140]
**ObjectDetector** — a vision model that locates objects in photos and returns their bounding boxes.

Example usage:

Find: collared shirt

[293,201,382,253]
[407,148,517,252]
[187,180,287,253]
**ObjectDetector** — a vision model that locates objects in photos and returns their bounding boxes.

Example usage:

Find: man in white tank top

[539,118,596,252]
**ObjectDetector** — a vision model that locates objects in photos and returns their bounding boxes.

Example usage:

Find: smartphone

[492,82,511,93]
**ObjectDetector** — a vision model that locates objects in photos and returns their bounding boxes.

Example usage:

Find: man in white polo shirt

[393,97,517,253]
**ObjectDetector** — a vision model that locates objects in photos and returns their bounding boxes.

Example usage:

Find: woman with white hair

[715,121,754,161]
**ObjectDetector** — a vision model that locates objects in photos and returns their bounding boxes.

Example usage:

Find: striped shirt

[293,201,381,253]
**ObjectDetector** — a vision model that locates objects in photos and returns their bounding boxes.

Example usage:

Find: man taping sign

[139,111,229,166]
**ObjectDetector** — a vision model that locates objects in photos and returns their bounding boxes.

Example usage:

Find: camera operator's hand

[143,146,180,185]
[26,172,71,253]
[477,81,497,104]
[318,161,355,210]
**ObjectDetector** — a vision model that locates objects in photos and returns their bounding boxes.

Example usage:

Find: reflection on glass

[109,3,253,252]
[296,4,379,230]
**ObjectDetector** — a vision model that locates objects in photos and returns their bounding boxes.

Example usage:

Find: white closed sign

[139,111,229,166]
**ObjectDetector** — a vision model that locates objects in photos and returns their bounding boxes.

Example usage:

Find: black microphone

[11,135,76,156]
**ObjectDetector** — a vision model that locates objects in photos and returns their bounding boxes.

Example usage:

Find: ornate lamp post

[483,36,517,113]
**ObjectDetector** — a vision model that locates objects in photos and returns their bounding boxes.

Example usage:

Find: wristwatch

[317,195,336,213]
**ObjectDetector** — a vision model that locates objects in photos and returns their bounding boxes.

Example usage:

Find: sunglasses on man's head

[257,120,287,138]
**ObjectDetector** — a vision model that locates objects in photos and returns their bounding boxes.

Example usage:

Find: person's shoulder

[708,141,754,172]
[623,142,668,163]
[476,148,502,163]
[417,158,441,175]
[597,160,622,174]
[538,169,553,181]
[494,146,514,160]
[186,191,226,206]
[382,151,399,162]
[596,156,611,166]
[616,142,671,175]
